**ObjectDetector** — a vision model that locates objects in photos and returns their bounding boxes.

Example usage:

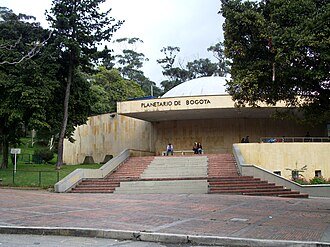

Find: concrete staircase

[71,154,308,198]
[207,154,308,198]
[114,156,208,194]
[70,156,154,193]
[207,153,240,177]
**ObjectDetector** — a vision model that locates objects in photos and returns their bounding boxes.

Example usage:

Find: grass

[0,137,102,189]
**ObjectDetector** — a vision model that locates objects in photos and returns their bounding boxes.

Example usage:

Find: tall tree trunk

[56,59,74,170]
[1,136,9,169]
[0,121,9,169]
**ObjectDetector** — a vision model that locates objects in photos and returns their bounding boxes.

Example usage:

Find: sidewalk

[0,188,329,246]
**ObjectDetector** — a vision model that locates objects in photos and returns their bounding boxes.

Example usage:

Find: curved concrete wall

[63,113,153,164]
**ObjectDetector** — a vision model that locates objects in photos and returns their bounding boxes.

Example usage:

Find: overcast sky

[2,0,224,86]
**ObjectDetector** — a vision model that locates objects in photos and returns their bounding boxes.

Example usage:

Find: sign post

[10,148,21,174]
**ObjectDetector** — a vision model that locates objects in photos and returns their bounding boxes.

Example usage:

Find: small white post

[14,153,17,174]
[10,148,21,174]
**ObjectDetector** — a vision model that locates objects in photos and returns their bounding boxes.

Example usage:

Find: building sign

[141,98,211,108]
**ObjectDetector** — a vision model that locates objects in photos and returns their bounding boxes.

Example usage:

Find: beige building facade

[238,143,330,180]
[63,76,328,180]
[63,113,153,165]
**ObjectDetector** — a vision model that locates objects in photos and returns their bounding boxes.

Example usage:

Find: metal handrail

[260,136,329,143]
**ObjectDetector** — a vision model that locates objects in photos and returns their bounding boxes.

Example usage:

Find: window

[315,170,322,177]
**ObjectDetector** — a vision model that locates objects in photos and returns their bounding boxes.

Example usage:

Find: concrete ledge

[140,232,188,244]
[233,144,330,198]
[188,235,330,247]
[0,226,329,247]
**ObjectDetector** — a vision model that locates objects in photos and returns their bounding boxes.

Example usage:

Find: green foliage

[0,7,58,169]
[292,176,330,185]
[157,44,230,94]
[34,148,54,164]
[0,162,101,188]
[220,0,330,123]
[90,67,145,114]
[0,137,101,188]
[46,0,124,167]
[112,37,162,96]
[309,176,328,185]
[292,177,309,185]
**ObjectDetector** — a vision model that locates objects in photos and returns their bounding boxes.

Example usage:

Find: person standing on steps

[166,143,173,156]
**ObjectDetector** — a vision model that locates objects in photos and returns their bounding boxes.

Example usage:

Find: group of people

[241,136,250,143]
[165,142,203,156]
[192,142,203,154]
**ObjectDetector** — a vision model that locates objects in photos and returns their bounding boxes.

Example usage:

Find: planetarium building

[64,76,326,164]
[119,76,326,153]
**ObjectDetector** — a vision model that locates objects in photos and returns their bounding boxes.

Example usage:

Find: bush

[34,148,54,164]
[309,176,327,184]
[292,176,309,185]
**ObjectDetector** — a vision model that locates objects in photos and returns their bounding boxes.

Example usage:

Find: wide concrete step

[209,188,291,193]
[141,156,208,179]
[278,193,309,198]
[114,179,208,194]
[210,184,281,190]
[208,176,257,180]
[208,180,268,185]
[242,190,299,196]
[80,179,119,183]
[71,188,116,193]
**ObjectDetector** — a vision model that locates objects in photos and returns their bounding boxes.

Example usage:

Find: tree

[157,46,190,92]
[46,0,123,169]
[90,67,145,115]
[0,8,58,169]
[207,41,230,76]
[157,44,230,93]
[186,58,218,78]
[113,37,162,96]
[220,0,330,123]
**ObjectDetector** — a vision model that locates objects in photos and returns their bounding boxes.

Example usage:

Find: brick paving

[0,188,330,243]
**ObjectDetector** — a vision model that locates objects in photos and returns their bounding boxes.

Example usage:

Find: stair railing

[54,149,130,193]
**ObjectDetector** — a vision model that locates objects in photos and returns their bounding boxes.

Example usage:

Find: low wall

[237,142,330,180]
[233,144,330,198]
[55,149,131,192]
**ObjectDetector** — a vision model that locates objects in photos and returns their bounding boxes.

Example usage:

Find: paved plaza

[0,188,329,246]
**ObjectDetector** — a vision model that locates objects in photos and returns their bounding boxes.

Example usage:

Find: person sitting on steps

[192,142,198,154]
[166,143,173,156]
[197,142,203,154]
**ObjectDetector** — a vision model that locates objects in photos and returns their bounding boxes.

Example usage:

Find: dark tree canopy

[220,0,330,124]
[0,7,58,169]
[90,67,145,115]
[46,0,123,168]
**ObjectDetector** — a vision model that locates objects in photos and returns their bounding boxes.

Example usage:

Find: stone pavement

[0,188,330,246]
